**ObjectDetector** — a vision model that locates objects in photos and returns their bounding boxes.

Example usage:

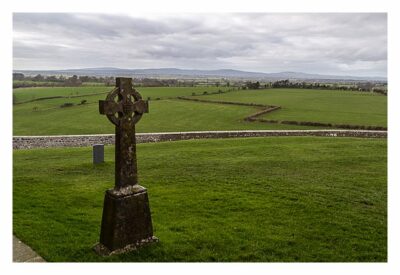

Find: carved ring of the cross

[99,86,149,126]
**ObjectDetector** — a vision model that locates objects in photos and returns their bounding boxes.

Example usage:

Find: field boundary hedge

[14,91,109,105]
[256,119,387,130]
[177,97,387,131]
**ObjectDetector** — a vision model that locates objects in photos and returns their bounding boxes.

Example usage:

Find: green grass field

[13,86,229,102]
[195,88,387,127]
[13,137,387,262]
[13,98,314,136]
[13,86,111,102]
[13,86,387,135]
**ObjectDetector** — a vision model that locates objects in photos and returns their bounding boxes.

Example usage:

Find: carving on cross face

[99,83,149,126]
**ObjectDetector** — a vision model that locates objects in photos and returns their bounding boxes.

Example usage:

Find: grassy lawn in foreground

[13,137,387,262]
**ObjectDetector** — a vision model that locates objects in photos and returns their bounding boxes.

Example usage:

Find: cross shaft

[99,77,148,189]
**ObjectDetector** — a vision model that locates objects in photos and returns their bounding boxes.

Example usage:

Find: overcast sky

[13,13,387,77]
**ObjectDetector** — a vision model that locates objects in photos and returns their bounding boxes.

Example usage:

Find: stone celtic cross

[99,77,148,189]
[94,77,157,256]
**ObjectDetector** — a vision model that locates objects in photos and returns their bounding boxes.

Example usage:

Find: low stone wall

[13,130,387,150]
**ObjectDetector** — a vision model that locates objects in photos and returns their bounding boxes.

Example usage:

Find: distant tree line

[244,81,261,89]
[133,78,179,87]
[236,79,387,95]
[270,79,387,94]
[13,73,387,95]
[14,73,190,88]
[13,73,114,88]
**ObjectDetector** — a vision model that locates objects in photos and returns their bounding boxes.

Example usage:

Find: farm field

[13,86,230,103]
[13,98,315,136]
[195,88,387,127]
[13,137,387,262]
[13,86,111,102]
[13,86,387,135]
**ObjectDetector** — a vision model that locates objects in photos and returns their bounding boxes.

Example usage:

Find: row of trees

[133,78,179,87]
[237,79,387,95]
[13,73,115,88]
[13,73,387,94]
[270,79,387,93]
[244,81,261,89]
[14,74,189,88]
[13,74,228,88]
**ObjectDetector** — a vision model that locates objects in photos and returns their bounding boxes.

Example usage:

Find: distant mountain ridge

[13,67,387,81]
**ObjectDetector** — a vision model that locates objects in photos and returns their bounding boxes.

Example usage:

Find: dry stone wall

[13,130,387,150]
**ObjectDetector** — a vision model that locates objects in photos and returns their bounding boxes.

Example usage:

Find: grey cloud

[13,13,387,77]
[14,13,121,39]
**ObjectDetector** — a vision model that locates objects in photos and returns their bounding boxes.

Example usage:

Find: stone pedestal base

[93,185,157,256]
[93,236,158,256]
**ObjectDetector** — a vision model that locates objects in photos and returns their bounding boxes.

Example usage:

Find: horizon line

[12,67,387,79]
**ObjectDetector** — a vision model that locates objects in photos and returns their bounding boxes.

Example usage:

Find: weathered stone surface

[13,130,388,149]
[93,235,158,256]
[93,144,104,164]
[13,134,115,149]
[94,77,156,256]
[95,186,156,253]
[13,235,45,262]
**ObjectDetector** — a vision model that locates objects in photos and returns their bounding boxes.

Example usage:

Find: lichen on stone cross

[99,78,148,189]
[95,77,156,256]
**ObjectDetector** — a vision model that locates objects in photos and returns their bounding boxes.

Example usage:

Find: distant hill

[13,67,387,82]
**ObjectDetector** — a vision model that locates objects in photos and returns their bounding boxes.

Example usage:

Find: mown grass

[13,86,111,102]
[13,87,387,135]
[13,86,230,102]
[13,137,387,262]
[13,98,314,136]
[196,88,387,127]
